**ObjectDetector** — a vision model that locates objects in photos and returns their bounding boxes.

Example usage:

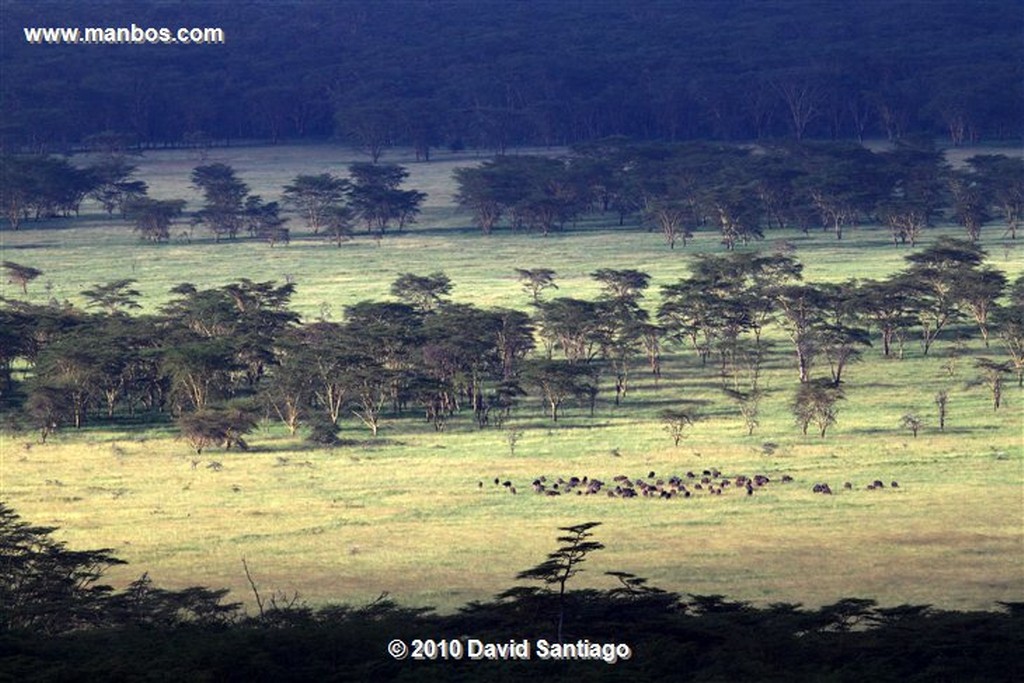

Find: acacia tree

[343,301,424,373]
[348,362,391,437]
[794,143,884,240]
[947,169,990,242]
[899,413,924,437]
[242,196,288,245]
[534,298,607,364]
[81,279,143,315]
[509,522,605,644]
[336,104,394,163]
[24,382,74,443]
[161,279,299,390]
[935,389,949,431]
[1,156,34,229]
[775,284,828,383]
[592,269,651,404]
[161,339,237,413]
[992,296,1024,387]
[792,378,844,437]
[816,281,871,385]
[876,141,949,246]
[87,157,148,217]
[773,73,823,141]
[515,268,558,304]
[418,303,524,426]
[274,322,357,426]
[32,329,119,429]
[191,163,250,240]
[124,197,185,242]
[348,163,425,238]
[9,156,98,220]
[598,305,649,405]
[901,238,985,355]
[974,358,1012,410]
[643,199,693,249]
[0,503,239,633]
[967,154,1023,240]
[956,267,1008,346]
[523,359,598,422]
[77,316,150,418]
[282,173,351,235]
[659,278,726,365]
[321,204,356,247]
[0,307,33,399]
[493,308,536,379]
[857,278,915,358]
[176,404,258,453]
[390,272,452,313]
[525,158,590,235]
[661,409,695,446]
[453,164,506,234]
[701,163,764,250]
[592,268,650,303]
[261,354,311,435]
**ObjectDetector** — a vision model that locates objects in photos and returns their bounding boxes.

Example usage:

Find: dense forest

[2,0,1021,152]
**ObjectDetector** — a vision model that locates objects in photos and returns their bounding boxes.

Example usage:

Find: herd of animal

[482,469,900,499]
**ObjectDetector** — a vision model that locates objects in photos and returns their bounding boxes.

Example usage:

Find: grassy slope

[0,143,1021,614]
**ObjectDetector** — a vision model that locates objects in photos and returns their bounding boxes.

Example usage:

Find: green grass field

[1,143,1021,615]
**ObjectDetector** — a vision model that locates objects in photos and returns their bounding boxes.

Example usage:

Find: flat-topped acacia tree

[508,522,605,644]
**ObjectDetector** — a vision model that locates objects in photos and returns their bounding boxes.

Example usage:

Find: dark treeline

[455,139,1024,245]
[2,1,1021,153]
[4,140,1024,251]
[3,241,1022,447]
[2,508,1021,681]
[0,156,426,244]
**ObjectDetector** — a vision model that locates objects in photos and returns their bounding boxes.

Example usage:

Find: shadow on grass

[3,500,1021,683]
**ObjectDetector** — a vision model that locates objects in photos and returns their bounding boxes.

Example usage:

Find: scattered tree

[515,268,558,304]
[660,409,695,446]
[176,404,258,454]
[509,521,604,643]
[899,413,923,437]
[934,390,949,431]
[973,358,1012,410]
[792,378,843,437]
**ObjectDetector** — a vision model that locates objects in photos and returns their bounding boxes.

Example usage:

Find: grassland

[1,143,1021,615]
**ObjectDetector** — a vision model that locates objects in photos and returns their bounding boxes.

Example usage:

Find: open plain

[1,143,1021,614]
